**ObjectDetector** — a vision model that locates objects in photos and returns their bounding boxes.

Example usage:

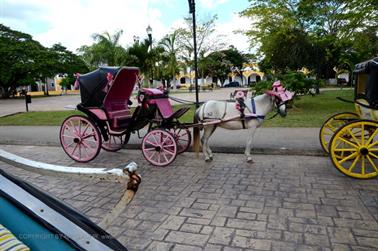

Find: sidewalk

[1,145,378,250]
[0,126,324,156]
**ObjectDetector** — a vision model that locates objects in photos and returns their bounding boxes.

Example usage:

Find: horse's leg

[201,125,216,162]
[245,126,258,163]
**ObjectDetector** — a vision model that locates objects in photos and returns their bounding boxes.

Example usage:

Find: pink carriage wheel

[60,115,102,162]
[142,129,177,167]
[169,128,191,154]
[102,133,130,152]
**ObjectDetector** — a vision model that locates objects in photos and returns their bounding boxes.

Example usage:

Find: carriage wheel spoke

[79,120,83,135]
[367,155,378,172]
[162,148,175,155]
[163,144,176,148]
[323,130,332,135]
[366,128,378,145]
[175,128,182,135]
[361,124,365,145]
[152,134,160,146]
[62,134,76,139]
[145,139,158,147]
[81,141,92,151]
[161,152,169,163]
[368,140,378,149]
[327,124,337,132]
[361,156,366,175]
[144,147,156,151]
[338,137,359,148]
[71,144,79,155]
[347,128,361,147]
[144,148,157,159]
[84,139,98,144]
[368,152,378,159]
[338,152,358,164]
[64,141,75,148]
[81,143,91,157]
[348,155,360,172]
[82,132,95,139]
[82,124,90,136]
[78,144,82,158]
[162,134,172,145]
[70,121,79,136]
[157,152,161,163]
[333,148,357,152]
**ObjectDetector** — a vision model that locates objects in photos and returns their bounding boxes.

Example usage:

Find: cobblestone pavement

[1,145,378,250]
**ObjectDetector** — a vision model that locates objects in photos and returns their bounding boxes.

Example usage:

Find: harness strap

[223,102,227,119]
[248,98,265,121]
[251,98,256,114]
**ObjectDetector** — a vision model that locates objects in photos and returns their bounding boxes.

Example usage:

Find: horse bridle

[267,97,287,120]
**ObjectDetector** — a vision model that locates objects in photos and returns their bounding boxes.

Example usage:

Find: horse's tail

[192,104,203,156]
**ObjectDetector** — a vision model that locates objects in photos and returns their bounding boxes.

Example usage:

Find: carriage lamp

[146,25,152,47]
[133,35,139,43]
[146,25,153,86]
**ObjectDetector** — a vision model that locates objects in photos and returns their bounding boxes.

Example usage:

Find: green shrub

[253,80,273,94]
[253,71,323,95]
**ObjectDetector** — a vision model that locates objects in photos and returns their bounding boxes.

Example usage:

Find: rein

[169,96,204,105]
[265,99,286,120]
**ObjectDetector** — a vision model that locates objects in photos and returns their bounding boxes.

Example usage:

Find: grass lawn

[263,89,355,127]
[0,89,354,127]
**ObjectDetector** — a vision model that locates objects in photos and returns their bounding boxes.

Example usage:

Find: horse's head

[266,81,294,117]
[274,96,287,117]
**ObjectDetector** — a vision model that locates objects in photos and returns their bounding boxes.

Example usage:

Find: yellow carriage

[319,57,378,179]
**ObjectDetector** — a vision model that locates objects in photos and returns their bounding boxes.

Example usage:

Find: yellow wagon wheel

[319,112,359,153]
[329,120,378,179]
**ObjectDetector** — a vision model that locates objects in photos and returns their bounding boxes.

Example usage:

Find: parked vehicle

[60,67,191,166]
[319,57,378,179]
[223,81,240,88]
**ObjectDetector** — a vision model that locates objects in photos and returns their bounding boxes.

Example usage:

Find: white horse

[194,84,293,162]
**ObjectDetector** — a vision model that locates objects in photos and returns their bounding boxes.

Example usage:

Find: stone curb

[0,140,326,157]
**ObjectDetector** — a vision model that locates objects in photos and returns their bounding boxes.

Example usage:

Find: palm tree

[159,31,180,89]
[78,30,127,69]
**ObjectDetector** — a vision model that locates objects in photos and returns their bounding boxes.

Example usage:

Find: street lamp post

[188,0,201,155]
[146,25,153,87]
[188,0,199,108]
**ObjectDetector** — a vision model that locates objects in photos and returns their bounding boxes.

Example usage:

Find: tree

[0,24,88,98]
[124,38,162,86]
[241,0,378,78]
[50,44,88,75]
[175,15,226,73]
[159,31,180,88]
[203,47,247,86]
[78,30,127,69]
[0,24,55,97]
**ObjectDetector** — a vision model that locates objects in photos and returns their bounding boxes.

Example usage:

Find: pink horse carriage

[60,67,191,166]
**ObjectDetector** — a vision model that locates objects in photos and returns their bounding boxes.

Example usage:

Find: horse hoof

[209,156,213,160]
[205,158,213,162]
[246,157,253,163]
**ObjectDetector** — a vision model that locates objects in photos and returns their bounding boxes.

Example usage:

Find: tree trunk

[0,86,4,98]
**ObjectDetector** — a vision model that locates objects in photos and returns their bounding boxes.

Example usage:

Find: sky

[0,0,252,53]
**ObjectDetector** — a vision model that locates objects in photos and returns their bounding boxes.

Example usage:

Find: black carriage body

[76,66,144,140]
[78,67,121,107]
[353,57,378,108]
